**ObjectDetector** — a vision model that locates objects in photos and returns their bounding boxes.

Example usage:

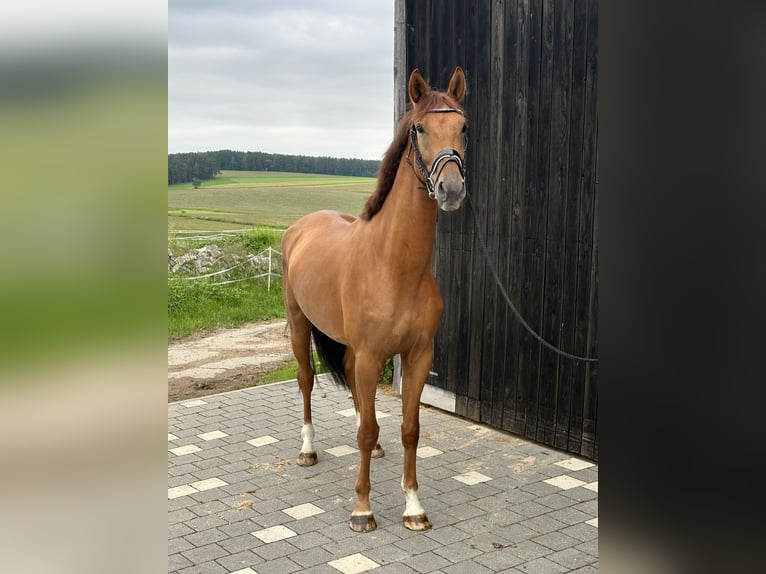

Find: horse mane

[360,91,463,220]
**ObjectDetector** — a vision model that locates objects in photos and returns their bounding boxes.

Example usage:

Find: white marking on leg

[351,510,373,516]
[402,477,425,516]
[300,423,315,454]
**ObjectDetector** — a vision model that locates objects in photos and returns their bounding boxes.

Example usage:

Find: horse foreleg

[344,349,384,459]
[348,354,382,532]
[400,347,433,531]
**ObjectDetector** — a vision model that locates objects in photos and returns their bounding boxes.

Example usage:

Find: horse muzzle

[427,148,466,212]
[434,177,466,212]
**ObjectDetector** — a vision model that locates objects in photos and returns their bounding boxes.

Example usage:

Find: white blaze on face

[401,477,425,516]
[300,423,315,454]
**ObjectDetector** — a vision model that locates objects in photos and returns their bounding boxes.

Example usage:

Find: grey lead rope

[465,193,599,363]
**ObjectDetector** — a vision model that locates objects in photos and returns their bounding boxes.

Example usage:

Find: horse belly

[283,212,357,343]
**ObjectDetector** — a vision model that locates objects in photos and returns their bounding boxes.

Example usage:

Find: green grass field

[168,170,376,230]
[168,171,376,340]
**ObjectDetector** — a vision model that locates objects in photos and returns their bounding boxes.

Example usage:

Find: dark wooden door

[396,0,598,460]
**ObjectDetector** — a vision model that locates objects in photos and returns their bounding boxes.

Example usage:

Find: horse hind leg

[287,313,318,467]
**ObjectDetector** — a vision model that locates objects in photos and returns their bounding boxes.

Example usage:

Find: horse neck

[370,153,438,280]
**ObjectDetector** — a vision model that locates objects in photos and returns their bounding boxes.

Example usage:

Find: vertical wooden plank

[462,0,492,422]
[515,0,553,439]
[483,0,509,429]
[573,0,598,459]
[552,0,590,449]
[537,0,575,446]
[502,0,531,434]
[394,0,407,126]
[554,0,588,451]
[439,1,469,396]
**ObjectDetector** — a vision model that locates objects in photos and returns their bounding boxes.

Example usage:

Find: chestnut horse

[281,67,467,532]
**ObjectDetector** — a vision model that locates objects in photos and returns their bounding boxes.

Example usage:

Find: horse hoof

[371,444,385,458]
[403,514,432,531]
[349,514,377,532]
[297,452,317,466]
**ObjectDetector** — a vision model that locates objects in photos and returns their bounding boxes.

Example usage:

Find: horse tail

[311,326,348,389]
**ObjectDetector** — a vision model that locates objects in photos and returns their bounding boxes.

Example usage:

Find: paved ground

[168,377,598,573]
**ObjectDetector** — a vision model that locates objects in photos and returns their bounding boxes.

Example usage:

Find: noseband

[408,108,467,199]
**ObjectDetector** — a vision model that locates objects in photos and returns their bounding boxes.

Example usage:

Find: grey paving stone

[185,513,229,532]
[168,552,192,572]
[546,506,592,526]
[168,507,197,525]
[577,537,598,558]
[405,550,452,572]
[169,537,194,555]
[247,555,301,574]
[568,564,598,574]
[291,546,336,568]
[535,492,577,510]
[252,539,298,561]
[184,527,228,548]
[574,499,598,516]
[512,500,552,519]
[433,540,483,564]
[424,524,471,545]
[178,562,228,574]
[213,550,261,572]
[531,530,580,551]
[394,533,443,556]
[474,546,525,571]
[218,532,261,554]
[559,522,599,542]
[376,562,421,573]
[547,546,596,570]
[516,556,569,573]
[521,513,568,534]
[180,542,228,565]
[288,529,333,550]
[502,539,551,562]
[169,521,194,539]
[441,560,495,574]
[303,564,346,574]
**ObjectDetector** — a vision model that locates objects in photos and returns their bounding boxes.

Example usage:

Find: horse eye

[416,124,425,134]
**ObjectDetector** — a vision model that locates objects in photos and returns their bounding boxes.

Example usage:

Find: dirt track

[167,320,294,403]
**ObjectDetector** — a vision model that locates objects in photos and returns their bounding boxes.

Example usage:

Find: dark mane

[360,91,463,220]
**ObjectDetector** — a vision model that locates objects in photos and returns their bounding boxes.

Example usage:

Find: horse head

[408,67,468,212]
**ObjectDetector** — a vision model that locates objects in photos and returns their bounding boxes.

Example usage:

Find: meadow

[168,170,375,231]
[168,170,376,339]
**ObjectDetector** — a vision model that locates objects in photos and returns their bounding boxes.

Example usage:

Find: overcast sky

[168,0,395,160]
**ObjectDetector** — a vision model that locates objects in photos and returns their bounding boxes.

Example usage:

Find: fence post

[267,247,272,291]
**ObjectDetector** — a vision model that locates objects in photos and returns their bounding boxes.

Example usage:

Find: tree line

[168,150,380,185]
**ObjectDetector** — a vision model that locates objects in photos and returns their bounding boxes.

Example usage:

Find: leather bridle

[407,108,467,199]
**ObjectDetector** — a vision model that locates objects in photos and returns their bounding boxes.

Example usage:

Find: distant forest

[168,150,380,185]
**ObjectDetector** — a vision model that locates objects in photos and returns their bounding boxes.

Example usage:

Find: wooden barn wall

[396,0,598,459]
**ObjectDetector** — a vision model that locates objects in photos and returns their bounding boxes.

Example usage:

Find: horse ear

[448,67,466,103]
[408,69,429,105]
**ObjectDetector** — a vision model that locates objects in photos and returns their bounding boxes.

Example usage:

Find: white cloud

[168,0,394,159]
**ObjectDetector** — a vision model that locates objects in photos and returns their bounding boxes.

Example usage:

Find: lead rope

[465,193,599,363]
